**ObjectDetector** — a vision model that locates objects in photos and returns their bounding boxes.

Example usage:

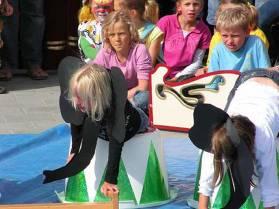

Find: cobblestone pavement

[0,73,63,134]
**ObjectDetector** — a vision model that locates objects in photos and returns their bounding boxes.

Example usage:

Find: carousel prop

[0,192,118,209]
[149,64,240,132]
[57,130,176,208]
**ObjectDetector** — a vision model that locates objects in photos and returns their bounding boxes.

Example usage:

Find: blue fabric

[0,124,199,208]
[208,36,271,73]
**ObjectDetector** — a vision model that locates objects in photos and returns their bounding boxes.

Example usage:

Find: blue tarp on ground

[0,124,199,208]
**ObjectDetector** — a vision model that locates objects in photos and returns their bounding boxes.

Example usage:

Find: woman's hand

[101,181,119,197]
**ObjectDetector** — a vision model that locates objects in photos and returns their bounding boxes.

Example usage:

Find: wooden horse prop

[149,64,240,132]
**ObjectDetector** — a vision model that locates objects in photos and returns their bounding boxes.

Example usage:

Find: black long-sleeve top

[43,101,141,185]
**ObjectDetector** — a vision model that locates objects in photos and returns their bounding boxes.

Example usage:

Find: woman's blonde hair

[69,64,112,121]
[102,10,140,50]
[211,115,255,186]
[216,7,250,32]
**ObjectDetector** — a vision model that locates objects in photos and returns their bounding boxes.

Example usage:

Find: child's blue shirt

[208,35,270,72]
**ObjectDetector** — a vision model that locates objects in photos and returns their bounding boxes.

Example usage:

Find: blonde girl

[78,0,114,62]
[155,0,211,81]
[43,63,149,197]
[116,0,163,66]
[93,10,152,113]
[69,64,112,121]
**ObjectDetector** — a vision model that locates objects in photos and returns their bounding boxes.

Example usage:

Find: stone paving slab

[0,74,64,134]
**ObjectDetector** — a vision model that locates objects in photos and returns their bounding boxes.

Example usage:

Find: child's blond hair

[216,0,258,31]
[247,4,258,30]
[102,10,140,50]
[144,0,159,24]
[118,0,159,24]
[216,7,250,32]
[69,64,112,121]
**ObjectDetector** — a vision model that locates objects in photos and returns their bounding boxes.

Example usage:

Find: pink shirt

[92,43,152,89]
[157,14,211,77]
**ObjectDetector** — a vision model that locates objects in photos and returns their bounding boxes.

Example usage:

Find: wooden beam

[0,193,119,209]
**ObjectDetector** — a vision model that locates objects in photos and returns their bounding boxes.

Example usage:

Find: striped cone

[58,130,176,208]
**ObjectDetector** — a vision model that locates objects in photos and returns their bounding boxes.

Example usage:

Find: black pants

[2,0,44,69]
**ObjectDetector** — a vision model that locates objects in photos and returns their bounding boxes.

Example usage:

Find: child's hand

[4,2,13,16]
[101,181,119,197]
[195,67,208,76]
[167,77,178,82]
[268,65,279,72]
[128,89,136,101]
[0,0,13,16]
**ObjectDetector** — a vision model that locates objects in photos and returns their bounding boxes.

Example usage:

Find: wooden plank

[0,192,119,209]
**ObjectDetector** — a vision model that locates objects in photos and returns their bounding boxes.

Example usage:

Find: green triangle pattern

[193,151,203,201]
[240,194,256,209]
[211,172,230,209]
[140,142,169,204]
[94,159,137,203]
[258,201,264,209]
[65,171,89,202]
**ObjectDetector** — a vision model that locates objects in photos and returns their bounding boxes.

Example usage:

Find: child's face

[74,92,86,112]
[108,21,131,55]
[114,0,125,11]
[91,0,113,23]
[176,0,203,22]
[219,27,249,52]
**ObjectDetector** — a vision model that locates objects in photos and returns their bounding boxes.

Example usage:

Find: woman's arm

[198,194,210,209]
[101,132,124,196]
[43,119,100,183]
[67,123,84,162]
[255,126,279,208]
[198,151,215,207]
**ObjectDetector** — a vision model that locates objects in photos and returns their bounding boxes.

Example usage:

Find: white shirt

[199,80,279,208]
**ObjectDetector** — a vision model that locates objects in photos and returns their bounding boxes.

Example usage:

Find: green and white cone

[60,130,174,208]
[188,144,279,209]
